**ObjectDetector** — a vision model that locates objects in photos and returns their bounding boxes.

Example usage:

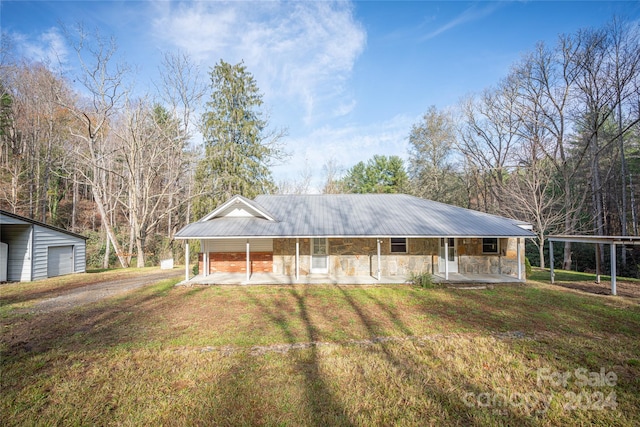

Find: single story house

[175,194,534,283]
[0,209,87,282]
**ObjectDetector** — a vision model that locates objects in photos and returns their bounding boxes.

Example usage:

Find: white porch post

[295,238,299,281]
[517,238,522,280]
[246,239,250,282]
[203,240,209,277]
[444,238,449,280]
[549,240,554,284]
[184,242,189,282]
[610,243,617,296]
[376,238,381,280]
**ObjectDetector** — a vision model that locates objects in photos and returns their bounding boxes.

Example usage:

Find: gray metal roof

[0,209,88,240]
[175,194,535,239]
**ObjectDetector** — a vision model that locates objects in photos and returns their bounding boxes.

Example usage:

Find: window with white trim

[390,238,408,253]
[482,238,499,254]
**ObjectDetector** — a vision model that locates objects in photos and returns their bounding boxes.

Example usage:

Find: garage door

[48,245,74,277]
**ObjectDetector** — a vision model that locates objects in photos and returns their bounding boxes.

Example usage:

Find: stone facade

[456,237,523,278]
[271,237,524,279]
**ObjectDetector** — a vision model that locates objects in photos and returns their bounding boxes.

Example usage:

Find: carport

[0,209,87,282]
[548,235,640,296]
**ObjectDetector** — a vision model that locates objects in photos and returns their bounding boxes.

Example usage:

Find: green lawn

[1,272,639,426]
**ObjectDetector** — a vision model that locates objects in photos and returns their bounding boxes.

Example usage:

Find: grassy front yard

[2,272,639,426]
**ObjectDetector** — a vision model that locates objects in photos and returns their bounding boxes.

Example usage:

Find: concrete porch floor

[179,272,523,286]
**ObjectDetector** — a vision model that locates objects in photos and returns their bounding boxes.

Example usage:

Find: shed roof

[0,209,88,240]
[175,194,534,239]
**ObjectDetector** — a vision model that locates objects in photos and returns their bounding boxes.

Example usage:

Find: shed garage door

[48,245,74,277]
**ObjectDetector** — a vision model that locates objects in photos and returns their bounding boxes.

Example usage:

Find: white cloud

[421,2,503,41]
[272,114,417,192]
[11,27,69,68]
[151,1,366,125]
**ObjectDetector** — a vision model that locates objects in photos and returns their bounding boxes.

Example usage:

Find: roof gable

[200,195,276,222]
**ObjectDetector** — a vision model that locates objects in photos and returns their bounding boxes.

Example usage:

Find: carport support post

[595,244,601,283]
[549,240,554,284]
[184,242,189,281]
[517,238,522,280]
[376,238,381,280]
[295,238,299,281]
[610,243,617,296]
[246,240,250,282]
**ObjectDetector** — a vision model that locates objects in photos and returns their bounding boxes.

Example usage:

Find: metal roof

[549,235,640,245]
[175,194,535,239]
[0,209,88,240]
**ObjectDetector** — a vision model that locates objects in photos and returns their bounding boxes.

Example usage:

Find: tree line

[325,18,640,275]
[1,19,639,275]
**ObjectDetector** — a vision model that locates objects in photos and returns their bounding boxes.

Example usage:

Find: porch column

[295,238,299,281]
[246,239,250,282]
[549,240,554,284]
[610,243,617,296]
[517,238,522,280]
[204,251,209,276]
[184,242,189,282]
[444,238,449,280]
[376,238,381,280]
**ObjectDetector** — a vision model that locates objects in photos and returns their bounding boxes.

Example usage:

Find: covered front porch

[178,271,523,286]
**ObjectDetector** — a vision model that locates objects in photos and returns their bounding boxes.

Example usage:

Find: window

[482,238,499,254]
[390,238,407,253]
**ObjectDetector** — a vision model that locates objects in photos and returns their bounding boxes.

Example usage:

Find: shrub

[525,257,532,277]
[410,271,438,288]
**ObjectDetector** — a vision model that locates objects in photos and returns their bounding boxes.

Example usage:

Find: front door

[439,238,458,273]
[311,238,328,274]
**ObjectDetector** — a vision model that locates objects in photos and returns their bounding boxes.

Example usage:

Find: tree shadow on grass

[0,282,206,360]
[240,286,354,426]
[334,286,544,426]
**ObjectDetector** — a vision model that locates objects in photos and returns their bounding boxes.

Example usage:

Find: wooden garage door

[208,252,273,273]
[48,245,74,277]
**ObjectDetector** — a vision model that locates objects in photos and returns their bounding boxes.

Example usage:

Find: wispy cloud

[421,2,503,41]
[151,1,366,125]
[10,27,69,68]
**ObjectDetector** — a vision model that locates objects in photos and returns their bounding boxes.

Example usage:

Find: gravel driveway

[30,270,183,314]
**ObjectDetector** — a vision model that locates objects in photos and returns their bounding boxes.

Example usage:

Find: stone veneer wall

[247,236,524,279]
[273,238,439,277]
[456,237,524,278]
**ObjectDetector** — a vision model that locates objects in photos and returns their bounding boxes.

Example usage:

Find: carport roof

[175,194,534,239]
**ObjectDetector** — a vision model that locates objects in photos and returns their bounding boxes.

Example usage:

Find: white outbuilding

[0,209,87,282]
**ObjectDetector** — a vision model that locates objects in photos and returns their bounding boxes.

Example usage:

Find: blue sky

[2,1,639,190]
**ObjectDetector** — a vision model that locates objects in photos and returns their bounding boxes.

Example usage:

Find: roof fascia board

[175,233,534,240]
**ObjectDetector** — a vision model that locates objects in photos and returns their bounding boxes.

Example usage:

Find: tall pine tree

[194,60,283,218]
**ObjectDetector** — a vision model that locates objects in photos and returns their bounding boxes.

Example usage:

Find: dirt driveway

[26,270,183,314]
